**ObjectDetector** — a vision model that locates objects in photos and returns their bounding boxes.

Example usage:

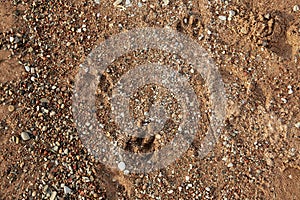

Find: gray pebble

[64,185,71,194]
[229,10,236,18]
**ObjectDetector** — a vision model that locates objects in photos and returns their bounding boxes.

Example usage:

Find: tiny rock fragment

[227,163,233,167]
[218,15,227,21]
[50,191,57,200]
[94,0,100,4]
[118,161,126,171]
[9,36,14,43]
[295,122,300,128]
[113,0,122,7]
[64,186,71,194]
[20,132,30,141]
[241,26,249,34]
[229,10,236,18]
[162,0,169,6]
[8,105,15,112]
[125,0,131,7]
[293,5,299,12]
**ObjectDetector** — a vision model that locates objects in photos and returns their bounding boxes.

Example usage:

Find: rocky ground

[0,0,299,199]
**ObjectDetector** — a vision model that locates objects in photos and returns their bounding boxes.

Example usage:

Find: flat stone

[20,132,30,141]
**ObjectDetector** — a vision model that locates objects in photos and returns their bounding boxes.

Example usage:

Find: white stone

[218,15,227,21]
[293,5,299,12]
[118,161,126,171]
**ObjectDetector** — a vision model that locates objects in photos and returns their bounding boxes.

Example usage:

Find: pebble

[293,5,299,12]
[118,161,126,171]
[11,135,19,144]
[9,36,14,43]
[227,163,233,168]
[295,122,300,128]
[20,131,30,141]
[162,0,169,6]
[229,10,236,18]
[113,0,122,7]
[64,185,72,194]
[241,27,249,34]
[218,15,227,21]
[8,105,15,112]
[94,0,100,4]
[24,65,30,72]
[50,191,57,200]
[125,0,131,7]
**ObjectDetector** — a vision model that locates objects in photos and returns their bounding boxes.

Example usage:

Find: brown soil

[0,0,299,199]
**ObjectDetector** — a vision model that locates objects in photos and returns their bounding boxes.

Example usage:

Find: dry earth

[0,0,299,199]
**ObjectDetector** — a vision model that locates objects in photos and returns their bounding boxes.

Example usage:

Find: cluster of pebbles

[0,0,299,199]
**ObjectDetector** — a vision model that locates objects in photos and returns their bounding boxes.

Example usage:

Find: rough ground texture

[0,0,299,199]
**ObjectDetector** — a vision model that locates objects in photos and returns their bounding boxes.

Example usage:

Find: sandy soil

[0,0,299,199]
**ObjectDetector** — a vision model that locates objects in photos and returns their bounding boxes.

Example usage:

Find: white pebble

[24,65,30,72]
[162,0,169,6]
[125,0,131,7]
[9,36,14,43]
[94,0,100,4]
[227,163,233,167]
[118,161,126,171]
[293,5,299,12]
[218,15,227,21]
[113,0,122,7]
[295,122,300,128]
[185,176,190,181]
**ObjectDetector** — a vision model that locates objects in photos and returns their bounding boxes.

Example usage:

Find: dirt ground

[0,0,299,199]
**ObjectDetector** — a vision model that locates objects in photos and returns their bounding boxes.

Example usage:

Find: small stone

[229,10,236,18]
[11,135,19,144]
[24,65,30,72]
[40,97,49,103]
[32,191,36,197]
[94,0,100,4]
[265,158,274,166]
[155,134,161,140]
[9,37,14,43]
[295,122,300,128]
[20,132,30,141]
[218,15,227,21]
[64,186,71,194]
[125,0,131,7]
[293,5,299,12]
[281,98,287,103]
[50,191,57,200]
[113,0,122,7]
[227,163,233,168]
[118,161,126,171]
[241,27,249,34]
[8,105,15,112]
[162,0,169,6]
[53,146,59,152]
